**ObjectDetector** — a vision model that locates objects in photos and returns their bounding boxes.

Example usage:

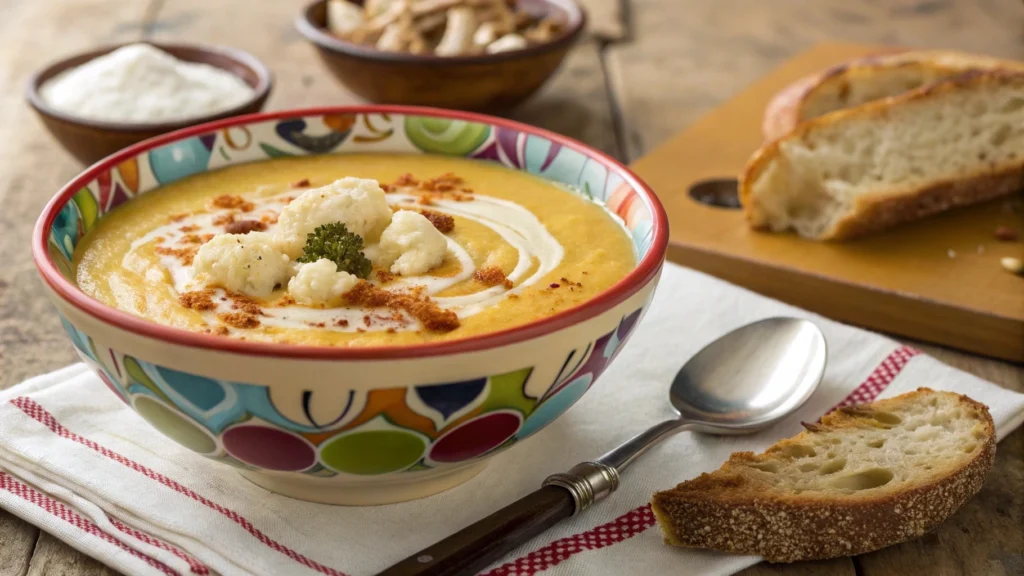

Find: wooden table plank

[0,2,154,382]
[577,0,625,41]
[25,533,120,576]
[0,511,38,576]
[605,0,1024,161]
[0,1,157,574]
[147,0,363,108]
[1,0,1022,574]
[147,0,621,156]
[740,559,857,576]
[511,40,621,157]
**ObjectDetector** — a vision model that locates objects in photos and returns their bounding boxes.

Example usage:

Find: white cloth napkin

[2,263,1023,576]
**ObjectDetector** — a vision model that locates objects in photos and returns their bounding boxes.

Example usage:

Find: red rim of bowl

[32,105,669,360]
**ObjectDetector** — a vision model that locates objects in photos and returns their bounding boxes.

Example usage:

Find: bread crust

[650,388,997,563]
[826,164,1024,240]
[741,70,1024,240]
[762,50,1021,142]
[762,72,820,144]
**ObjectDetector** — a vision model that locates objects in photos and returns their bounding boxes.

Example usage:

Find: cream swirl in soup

[74,154,636,347]
[127,188,566,333]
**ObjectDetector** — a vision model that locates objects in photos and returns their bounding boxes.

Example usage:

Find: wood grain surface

[0,0,1021,575]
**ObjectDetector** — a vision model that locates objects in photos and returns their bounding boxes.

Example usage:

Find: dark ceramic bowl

[295,0,585,111]
[25,42,273,165]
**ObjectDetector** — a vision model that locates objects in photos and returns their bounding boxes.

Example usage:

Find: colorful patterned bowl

[32,107,668,505]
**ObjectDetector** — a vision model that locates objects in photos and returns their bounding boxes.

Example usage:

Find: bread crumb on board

[994,226,1019,242]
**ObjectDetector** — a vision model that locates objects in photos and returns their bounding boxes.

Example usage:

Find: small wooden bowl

[25,42,273,165]
[296,0,586,111]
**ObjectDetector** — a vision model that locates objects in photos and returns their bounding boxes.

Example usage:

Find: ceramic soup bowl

[32,106,668,505]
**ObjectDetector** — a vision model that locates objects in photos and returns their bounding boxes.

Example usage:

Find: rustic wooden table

[1,0,1022,574]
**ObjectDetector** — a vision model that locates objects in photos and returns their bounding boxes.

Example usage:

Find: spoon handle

[598,418,690,470]
[376,421,688,576]
[374,485,575,576]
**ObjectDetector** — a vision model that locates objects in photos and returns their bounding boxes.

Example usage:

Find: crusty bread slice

[651,388,996,563]
[762,50,1023,142]
[741,71,1024,240]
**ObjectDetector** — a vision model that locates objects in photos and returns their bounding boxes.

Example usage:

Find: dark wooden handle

[375,485,575,576]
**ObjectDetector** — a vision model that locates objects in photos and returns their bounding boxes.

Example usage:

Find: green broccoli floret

[296,222,372,279]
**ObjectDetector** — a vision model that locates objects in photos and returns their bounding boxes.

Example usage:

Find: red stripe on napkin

[484,345,920,575]
[835,346,919,408]
[107,514,210,574]
[481,504,657,576]
[0,471,179,576]
[9,396,348,576]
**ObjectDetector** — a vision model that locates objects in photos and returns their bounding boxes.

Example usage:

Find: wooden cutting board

[632,42,1024,362]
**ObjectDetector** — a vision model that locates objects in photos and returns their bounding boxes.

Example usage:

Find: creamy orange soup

[74,154,636,346]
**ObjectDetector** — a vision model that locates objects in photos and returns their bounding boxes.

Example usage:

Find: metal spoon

[378,317,827,576]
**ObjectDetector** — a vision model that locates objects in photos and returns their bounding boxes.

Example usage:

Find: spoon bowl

[670,317,826,434]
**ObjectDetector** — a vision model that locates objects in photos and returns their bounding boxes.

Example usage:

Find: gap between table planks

[0,0,1021,574]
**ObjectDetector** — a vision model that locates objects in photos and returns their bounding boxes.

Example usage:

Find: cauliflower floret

[287,258,360,307]
[274,177,392,258]
[377,210,448,276]
[192,232,292,297]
